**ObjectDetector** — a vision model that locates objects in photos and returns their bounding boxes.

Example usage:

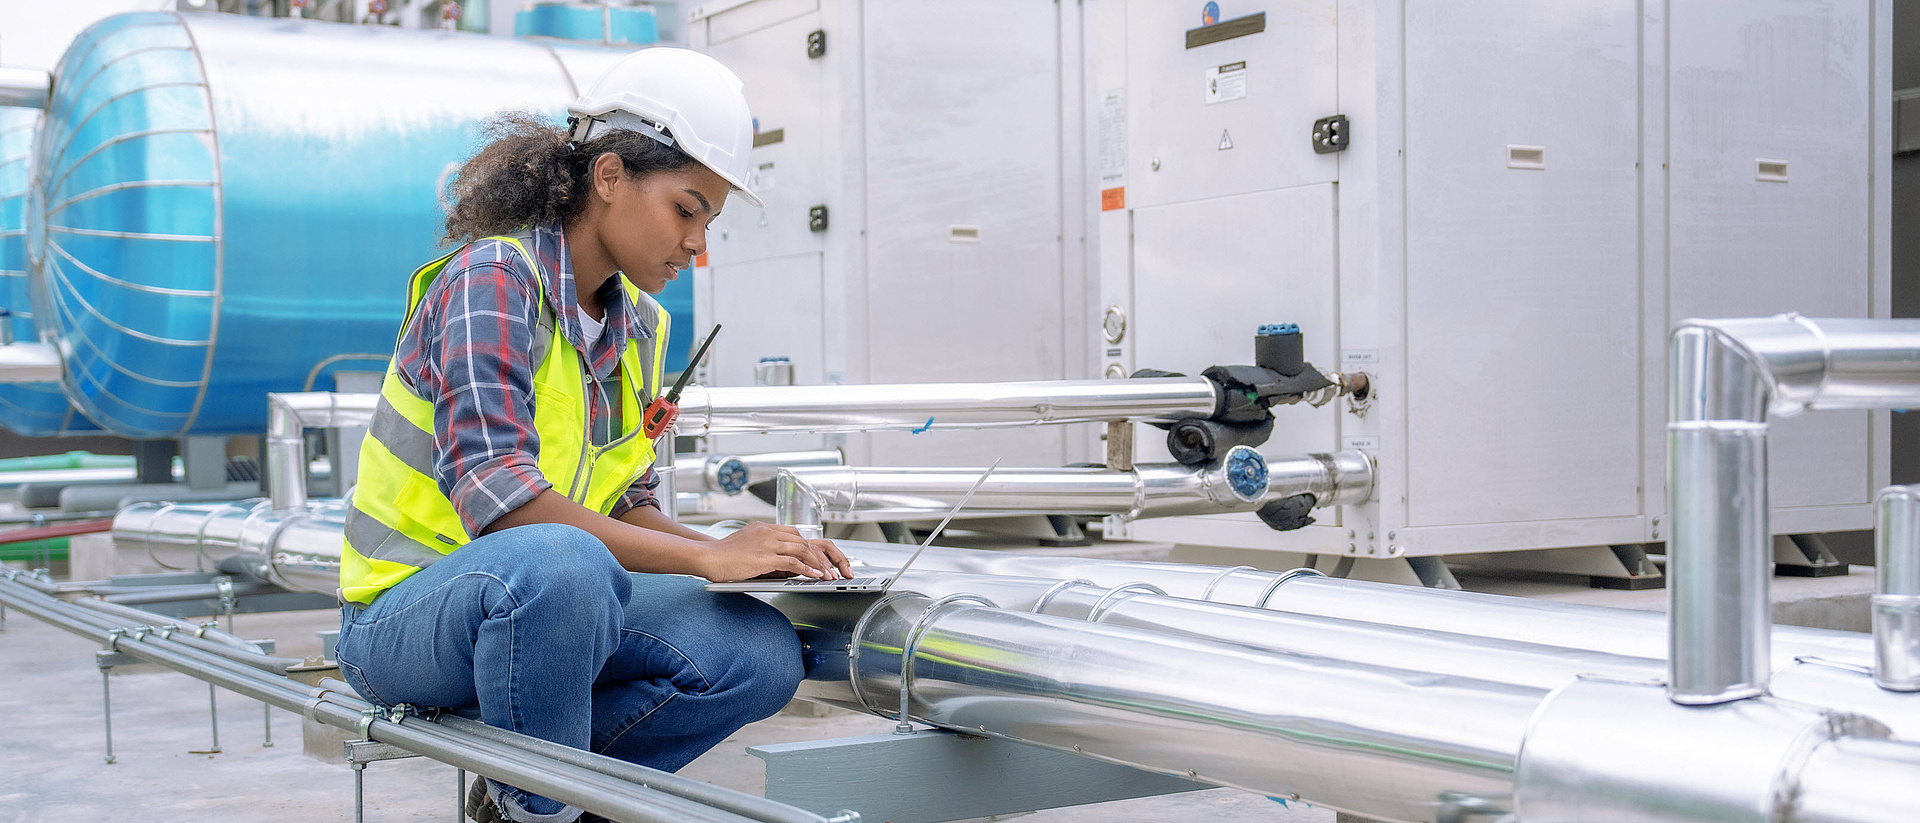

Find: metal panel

[1402,0,1642,528]
[1666,0,1876,514]
[1130,184,1340,463]
[699,253,827,455]
[859,1,1072,468]
[1121,0,1337,211]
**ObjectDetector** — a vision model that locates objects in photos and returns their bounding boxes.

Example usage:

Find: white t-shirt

[578,308,606,348]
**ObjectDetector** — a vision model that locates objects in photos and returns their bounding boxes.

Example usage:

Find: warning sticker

[1101,187,1126,211]
[1205,61,1247,105]
[1218,129,1234,151]
[1098,88,1127,186]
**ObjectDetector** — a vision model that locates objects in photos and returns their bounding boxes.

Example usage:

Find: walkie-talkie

[643,324,720,439]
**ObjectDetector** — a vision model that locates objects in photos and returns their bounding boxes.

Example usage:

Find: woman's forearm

[482,489,713,576]
[617,503,717,542]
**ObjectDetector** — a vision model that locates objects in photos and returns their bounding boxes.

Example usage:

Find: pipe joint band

[1086,583,1168,623]
[1200,566,1258,602]
[1029,578,1096,613]
[1255,568,1328,609]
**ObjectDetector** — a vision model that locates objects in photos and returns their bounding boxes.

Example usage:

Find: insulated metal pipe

[831,540,1878,668]
[265,392,378,512]
[774,448,1366,525]
[678,450,845,495]
[0,68,52,109]
[674,378,1221,435]
[1875,485,1920,691]
[1667,317,1920,705]
[830,593,1542,823]
[0,343,64,383]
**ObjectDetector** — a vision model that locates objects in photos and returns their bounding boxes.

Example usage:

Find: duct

[1771,659,1920,742]
[830,540,1878,669]
[810,592,1541,823]
[0,68,51,109]
[265,392,377,512]
[1512,677,1915,823]
[678,450,845,496]
[0,342,64,383]
[673,378,1221,435]
[1668,317,1920,705]
[773,448,1365,525]
[1874,485,1920,691]
[0,573,846,823]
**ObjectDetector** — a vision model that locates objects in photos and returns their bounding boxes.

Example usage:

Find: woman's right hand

[697,521,852,582]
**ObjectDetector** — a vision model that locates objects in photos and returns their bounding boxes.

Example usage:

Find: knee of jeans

[503,523,630,606]
[725,603,805,718]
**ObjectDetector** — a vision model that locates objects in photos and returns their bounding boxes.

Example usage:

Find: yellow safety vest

[339,234,668,605]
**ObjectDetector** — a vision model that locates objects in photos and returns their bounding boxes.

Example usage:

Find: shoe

[466,778,510,823]
[469,777,597,823]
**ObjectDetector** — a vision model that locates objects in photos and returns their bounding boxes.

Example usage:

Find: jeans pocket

[336,657,387,707]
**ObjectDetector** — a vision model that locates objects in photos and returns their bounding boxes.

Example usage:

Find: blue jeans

[334,523,803,822]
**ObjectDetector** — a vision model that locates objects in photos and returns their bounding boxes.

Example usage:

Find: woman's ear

[592,152,625,204]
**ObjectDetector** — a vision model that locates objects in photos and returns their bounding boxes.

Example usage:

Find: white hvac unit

[686,0,1099,469]
[1096,0,1892,574]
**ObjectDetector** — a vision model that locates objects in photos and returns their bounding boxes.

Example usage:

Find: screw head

[1151,157,1162,171]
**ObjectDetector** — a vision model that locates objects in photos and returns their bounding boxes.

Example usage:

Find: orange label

[1101,187,1126,211]
[694,252,709,268]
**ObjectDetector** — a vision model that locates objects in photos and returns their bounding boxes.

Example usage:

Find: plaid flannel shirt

[390,220,664,537]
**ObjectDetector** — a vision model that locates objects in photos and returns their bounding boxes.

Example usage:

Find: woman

[332,49,852,823]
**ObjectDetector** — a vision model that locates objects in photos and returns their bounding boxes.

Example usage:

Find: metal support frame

[343,737,470,823]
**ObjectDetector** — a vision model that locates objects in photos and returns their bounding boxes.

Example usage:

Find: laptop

[704,459,1000,594]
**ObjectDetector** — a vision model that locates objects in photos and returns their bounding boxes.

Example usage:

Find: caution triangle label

[1218,129,1234,150]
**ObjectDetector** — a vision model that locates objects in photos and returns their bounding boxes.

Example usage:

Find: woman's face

[592,155,732,295]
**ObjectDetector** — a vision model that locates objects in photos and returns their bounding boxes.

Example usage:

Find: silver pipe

[0,67,51,109]
[674,378,1220,435]
[1875,485,1920,691]
[829,540,1877,668]
[1667,316,1920,705]
[678,450,845,496]
[265,391,378,512]
[1791,735,1920,823]
[0,343,64,383]
[835,593,1542,823]
[774,448,1365,525]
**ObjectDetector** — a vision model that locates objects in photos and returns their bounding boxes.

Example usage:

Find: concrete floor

[0,598,1331,823]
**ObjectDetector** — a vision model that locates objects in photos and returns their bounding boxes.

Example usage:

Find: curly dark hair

[441,109,698,245]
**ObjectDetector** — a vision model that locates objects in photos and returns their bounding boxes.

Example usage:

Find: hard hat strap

[568,110,677,151]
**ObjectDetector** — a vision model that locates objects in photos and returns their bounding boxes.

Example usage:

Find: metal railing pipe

[437,716,840,823]
[0,575,829,823]
[1875,485,1920,691]
[674,378,1220,435]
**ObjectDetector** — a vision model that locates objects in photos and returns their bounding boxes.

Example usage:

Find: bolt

[1072,744,1082,752]
[1346,529,1355,538]
[1388,531,1397,539]
[1151,157,1162,171]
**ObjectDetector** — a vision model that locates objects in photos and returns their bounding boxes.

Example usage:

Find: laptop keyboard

[776,576,887,587]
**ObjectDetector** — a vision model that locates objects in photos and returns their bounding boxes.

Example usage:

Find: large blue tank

[1,106,99,436]
[26,13,656,438]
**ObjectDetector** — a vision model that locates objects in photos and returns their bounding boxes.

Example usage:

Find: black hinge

[808,205,829,232]
[1312,114,1349,154]
[807,30,827,59]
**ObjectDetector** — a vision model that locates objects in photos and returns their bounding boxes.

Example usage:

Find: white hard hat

[567,48,763,208]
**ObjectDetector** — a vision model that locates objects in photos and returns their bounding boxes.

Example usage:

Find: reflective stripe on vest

[339,234,669,605]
